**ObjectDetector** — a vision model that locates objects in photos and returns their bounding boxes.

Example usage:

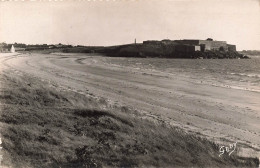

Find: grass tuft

[0,73,258,167]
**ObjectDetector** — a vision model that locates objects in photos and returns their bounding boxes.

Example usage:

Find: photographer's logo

[219,142,237,157]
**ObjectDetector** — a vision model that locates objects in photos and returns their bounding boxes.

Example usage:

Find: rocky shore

[188,50,249,59]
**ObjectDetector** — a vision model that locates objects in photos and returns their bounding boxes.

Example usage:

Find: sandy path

[1,53,259,158]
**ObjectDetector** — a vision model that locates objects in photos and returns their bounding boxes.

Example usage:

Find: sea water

[107,56,260,93]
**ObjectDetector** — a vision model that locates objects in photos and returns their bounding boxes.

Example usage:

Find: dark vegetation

[0,72,259,167]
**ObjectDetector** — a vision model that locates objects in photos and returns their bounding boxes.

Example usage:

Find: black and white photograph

[0,0,260,167]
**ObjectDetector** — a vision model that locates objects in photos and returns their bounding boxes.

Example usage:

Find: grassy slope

[0,71,258,168]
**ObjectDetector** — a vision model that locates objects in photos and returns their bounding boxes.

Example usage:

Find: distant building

[175,39,229,51]
[0,43,6,52]
[175,44,201,53]
[227,44,236,51]
[48,45,55,49]
[0,44,10,53]
[143,38,236,53]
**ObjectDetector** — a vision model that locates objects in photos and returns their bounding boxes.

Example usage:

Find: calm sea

[106,56,260,92]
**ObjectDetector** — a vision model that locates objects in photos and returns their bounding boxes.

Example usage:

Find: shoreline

[0,52,259,166]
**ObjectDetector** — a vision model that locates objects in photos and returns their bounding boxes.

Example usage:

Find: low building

[175,44,201,53]
[227,44,236,51]
[142,38,236,54]
[0,43,5,52]
[175,39,230,51]
[0,46,10,52]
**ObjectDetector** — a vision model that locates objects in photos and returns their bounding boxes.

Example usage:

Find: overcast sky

[0,0,260,50]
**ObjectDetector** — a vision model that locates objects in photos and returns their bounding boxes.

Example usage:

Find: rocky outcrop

[113,44,249,59]
[190,51,249,59]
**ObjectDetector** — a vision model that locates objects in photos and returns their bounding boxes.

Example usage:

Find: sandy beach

[0,53,259,160]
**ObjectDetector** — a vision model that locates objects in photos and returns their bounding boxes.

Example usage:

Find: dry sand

[1,52,259,159]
